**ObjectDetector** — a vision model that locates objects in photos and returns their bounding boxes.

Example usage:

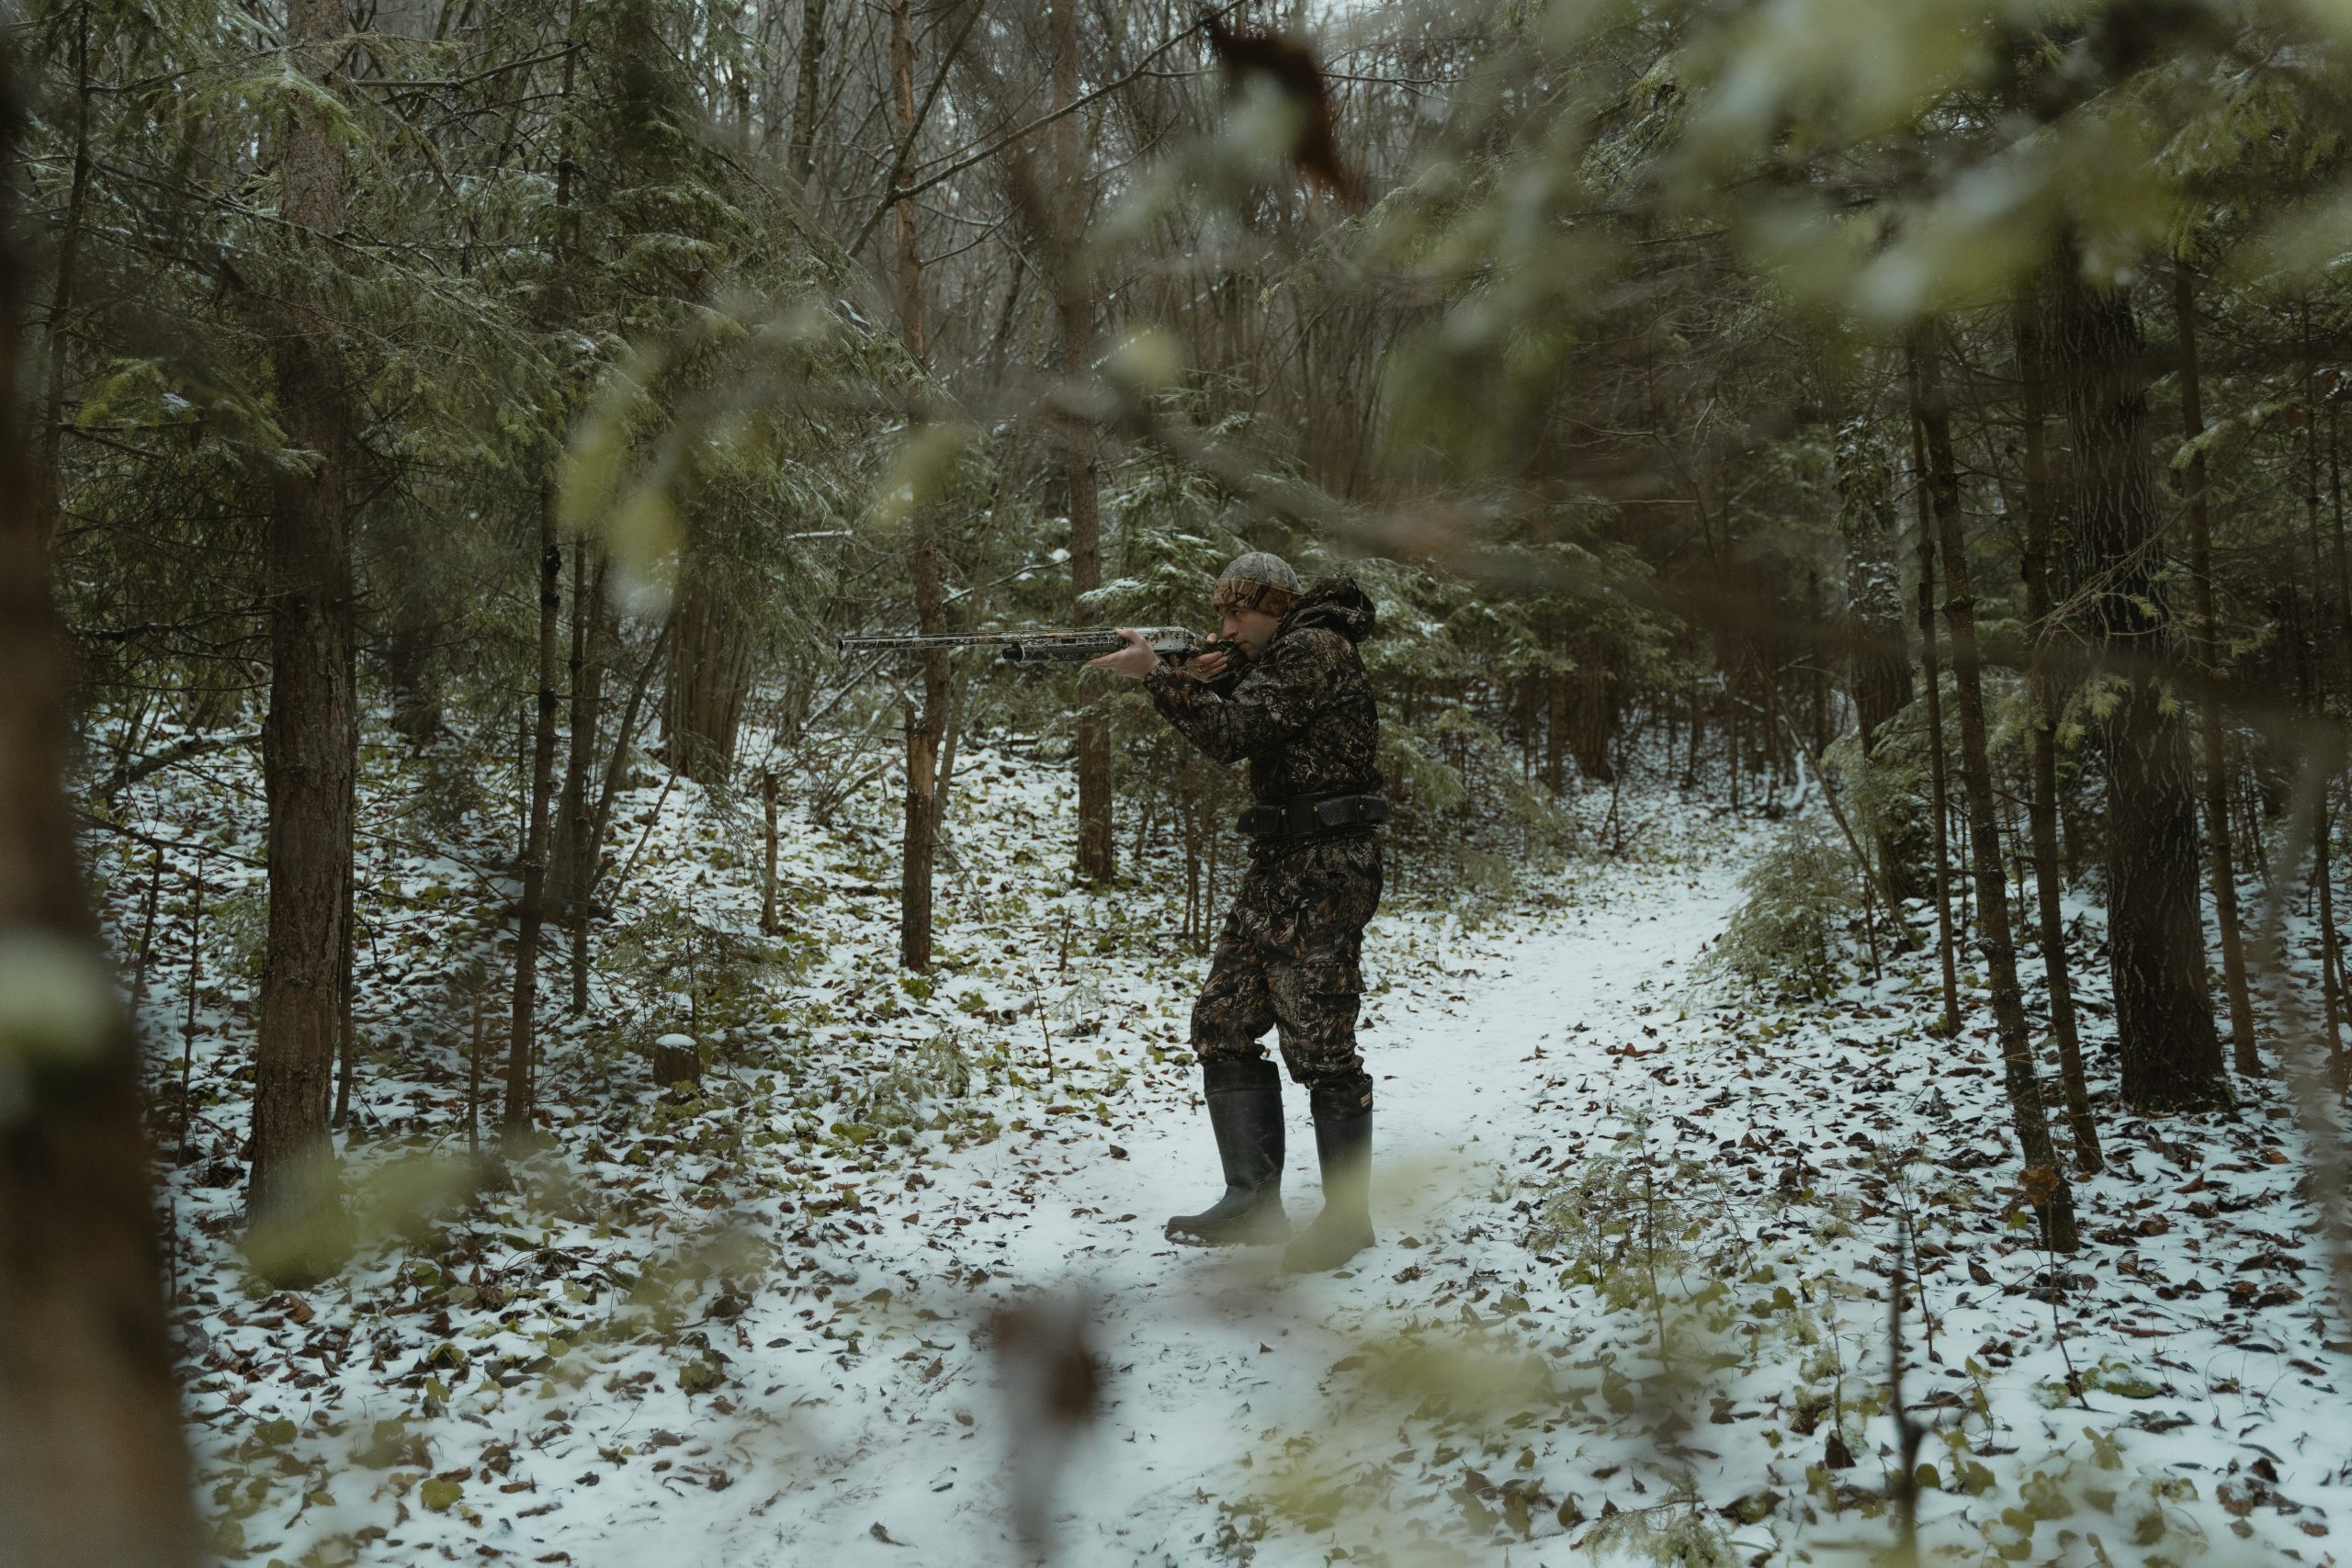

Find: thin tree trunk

[888,0,925,354]
[386,529,444,742]
[506,484,563,1134]
[507,13,579,1130]
[899,496,950,970]
[549,545,608,925]
[1055,0,1112,884]
[788,0,829,196]
[1683,682,1702,785]
[1544,630,1568,795]
[30,1,93,557]
[333,847,356,1130]
[891,0,951,970]
[251,0,357,1268]
[1908,389,1962,1035]
[1570,640,1615,783]
[2174,260,2259,1075]
[0,50,202,1558]
[1837,411,1925,907]
[2016,297,2102,1172]
[576,623,668,1013]
[2320,784,2345,1060]
[2050,255,2227,1111]
[932,661,972,838]
[1809,568,1829,759]
[761,769,780,935]
[1916,328,2080,1251]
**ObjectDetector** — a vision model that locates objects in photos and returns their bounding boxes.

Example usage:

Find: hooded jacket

[1142,573,1382,810]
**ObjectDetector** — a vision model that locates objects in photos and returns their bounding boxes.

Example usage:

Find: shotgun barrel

[835,626,1228,665]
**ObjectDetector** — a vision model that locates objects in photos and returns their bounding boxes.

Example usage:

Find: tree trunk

[0,53,202,1557]
[888,0,924,355]
[251,0,357,1269]
[1054,0,1113,884]
[1544,632,1568,794]
[1907,394,1962,1034]
[577,623,669,1013]
[2015,296,2102,1172]
[506,12,580,1130]
[30,2,93,558]
[2172,261,2259,1076]
[384,540,444,743]
[788,0,828,197]
[1916,329,2080,1251]
[761,769,780,935]
[662,567,752,786]
[333,842,356,1130]
[2320,784,2345,1061]
[890,0,952,968]
[896,579,951,954]
[1726,668,1742,811]
[2048,257,2227,1111]
[505,486,563,1134]
[1683,681,1703,785]
[1836,411,1926,907]
[549,545,607,926]
[1569,640,1615,784]
[931,660,972,839]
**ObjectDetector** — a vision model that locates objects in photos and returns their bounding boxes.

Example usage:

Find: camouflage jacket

[1143,574,1381,807]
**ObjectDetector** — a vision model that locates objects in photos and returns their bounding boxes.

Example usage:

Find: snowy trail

[576,846,1747,1567]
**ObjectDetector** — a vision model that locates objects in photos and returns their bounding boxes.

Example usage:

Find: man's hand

[1086,627,1161,679]
[1188,648,1229,681]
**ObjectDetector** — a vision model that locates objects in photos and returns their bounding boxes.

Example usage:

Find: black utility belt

[1236,792,1389,841]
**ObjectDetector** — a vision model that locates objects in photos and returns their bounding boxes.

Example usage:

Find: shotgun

[835,627,1238,666]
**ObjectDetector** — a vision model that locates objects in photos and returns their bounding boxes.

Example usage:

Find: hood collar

[1278,573,1375,645]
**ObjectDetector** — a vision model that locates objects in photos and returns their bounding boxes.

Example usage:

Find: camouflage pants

[1192,835,1381,1112]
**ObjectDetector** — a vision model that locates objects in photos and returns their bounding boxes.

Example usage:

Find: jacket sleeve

[1142,632,1329,764]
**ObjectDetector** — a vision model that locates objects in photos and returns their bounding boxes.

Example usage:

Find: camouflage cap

[1213,550,1302,618]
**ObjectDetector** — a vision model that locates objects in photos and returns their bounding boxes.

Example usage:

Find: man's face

[1219,607,1283,659]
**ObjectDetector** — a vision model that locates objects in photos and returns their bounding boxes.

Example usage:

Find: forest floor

[84,718,2352,1568]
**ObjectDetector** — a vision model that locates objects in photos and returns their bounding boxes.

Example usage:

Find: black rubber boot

[1283,1092,1374,1273]
[1165,1058,1290,1246]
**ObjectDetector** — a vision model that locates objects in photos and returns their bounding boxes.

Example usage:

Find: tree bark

[506,9,580,1130]
[2048,257,2227,1111]
[2015,296,2102,1172]
[1907,389,1962,1034]
[1836,412,1926,907]
[1544,628,1568,794]
[1054,0,1113,884]
[30,1,93,558]
[2173,260,2259,1076]
[333,841,356,1130]
[787,0,829,197]
[384,533,445,742]
[888,0,925,356]
[2320,784,2345,1062]
[0,51,202,1559]
[577,622,669,1012]
[549,545,607,927]
[1916,328,2079,1251]
[1569,639,1616,784]
[893,536,950,959]
[506,486,563,1133]
[252,0,357,1265]
[662,566,752,786]
[761,769,780,936]
[891,0,951,971]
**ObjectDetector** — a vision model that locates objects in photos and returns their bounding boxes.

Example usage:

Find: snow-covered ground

[82,717,2352,1567]
[563,829,1758,1568]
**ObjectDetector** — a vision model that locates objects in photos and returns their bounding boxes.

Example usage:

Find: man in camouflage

[1089,552,1384,1272]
